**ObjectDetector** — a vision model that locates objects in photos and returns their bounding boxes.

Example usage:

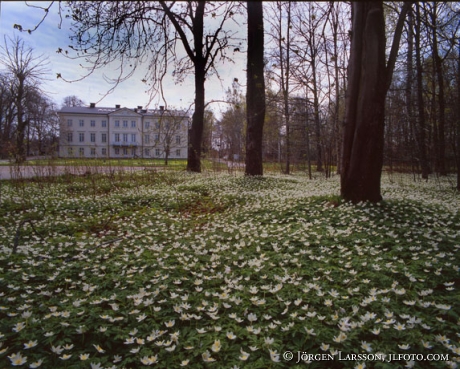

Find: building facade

[58,104,189,159]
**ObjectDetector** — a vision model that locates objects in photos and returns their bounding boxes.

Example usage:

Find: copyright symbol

[283,351,294,361]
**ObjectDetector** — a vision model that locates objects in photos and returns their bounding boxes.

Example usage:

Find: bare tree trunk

[406,7,416,175]
[282,2,291,175]
[415,2,430,179]
[311,59,323,172]
[457,40,460,190]
[187,63,205,172]
[332,5,342,175]
[341,2,410,203]
[164,146,169,166]
[430,3,447,175]
[245,1,265,176]
[186,2,206,173]
[15,77,27,163]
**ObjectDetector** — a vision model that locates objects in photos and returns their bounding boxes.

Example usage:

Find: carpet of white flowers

[0,171,459,369]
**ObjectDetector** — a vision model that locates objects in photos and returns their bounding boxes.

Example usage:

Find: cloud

[0,2,246,113]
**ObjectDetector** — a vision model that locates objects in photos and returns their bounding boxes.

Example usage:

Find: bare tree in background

[0,73,16,158]
[62,95,85,108]
[218,86,246,162]
[265,1,294,174]
[0,36,49,162]
[144,107,189,165]
[290,2,330,173]
[27,93,59,156]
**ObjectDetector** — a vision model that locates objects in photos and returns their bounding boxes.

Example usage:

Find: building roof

[58,105,189,117]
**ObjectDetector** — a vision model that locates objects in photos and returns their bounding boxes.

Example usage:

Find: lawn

[0,171,459,368]
[0,158,188,169]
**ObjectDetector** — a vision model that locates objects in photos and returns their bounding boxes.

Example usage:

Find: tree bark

[280,2,291,175]
[15,76,27,163]
[186,2,206,173]
[310,46,323,173]
[415,2,430,179]
[332,5,342,175]
[405,6,416,172]
[245,1,265,176]
[430,3,447,175]
[341,2,410,203]
[457,40,460,190]
[188,62,206,172]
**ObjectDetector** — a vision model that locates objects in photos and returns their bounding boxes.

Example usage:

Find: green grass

[4,158,187,168]
[0,172,459,368]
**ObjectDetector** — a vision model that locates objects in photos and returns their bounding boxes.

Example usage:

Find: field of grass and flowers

[0,170,459,369]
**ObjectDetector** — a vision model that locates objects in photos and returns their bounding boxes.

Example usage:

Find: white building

[58,104,189,159]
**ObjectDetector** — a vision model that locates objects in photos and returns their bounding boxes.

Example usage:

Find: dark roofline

[58,105,190,117]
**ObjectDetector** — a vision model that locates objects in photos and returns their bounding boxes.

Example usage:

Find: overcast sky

[0,2,247,116]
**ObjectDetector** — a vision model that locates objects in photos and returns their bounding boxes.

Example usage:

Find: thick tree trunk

[186,3,206,173]
[187,64,205,172]
[341,3,387,203]
[341,2,410,203]
[245,1,265,176]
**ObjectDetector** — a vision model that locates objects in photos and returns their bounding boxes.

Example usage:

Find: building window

[79,133,84,142]
[176,135,181,145]
[144,134,150,144]
[79,147,84,157]
[154,134,159,142]
[131,120,136,128]
[91,148,96,156]
[123,133,128,142]
[90,120,96,127]
[79,119,84,127]
[145,148,150,156]
[115,147,120,155]
[123,148,128,155]
[115,133,120,142]
[155,148,160,157]
[115,120,120,127]
[67,132,73,142]
[123,120,128,128]
[101,133,107,143]
[67,147,73,156]
[176,149,181,157]
[102,120,107,128]
[90,133,96,142]
[155,121,160,129]
[101,148,107,156]
[145,121,150,129]
[131,134,136,142]
[67,119,73,127]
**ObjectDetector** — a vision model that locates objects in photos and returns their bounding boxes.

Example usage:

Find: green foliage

[0,172,459,368]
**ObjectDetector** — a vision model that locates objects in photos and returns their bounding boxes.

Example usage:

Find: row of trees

[386,2,460,180]
[215,2,350,177]
[213,2,460,198]
[12,1,460,200]
[0,37,59,161]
